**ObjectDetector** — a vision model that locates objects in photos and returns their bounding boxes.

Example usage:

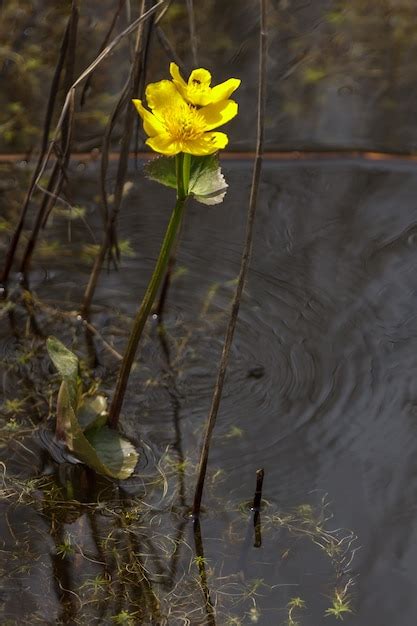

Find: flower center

[162,103,206,142]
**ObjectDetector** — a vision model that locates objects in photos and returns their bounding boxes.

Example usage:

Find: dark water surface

[2,157,417,624]
[3,0,417,623]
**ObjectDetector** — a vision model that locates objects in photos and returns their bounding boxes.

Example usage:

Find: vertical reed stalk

[193,519,216,626]
[192,0,268,518]
[81,0,148,315]
[0,12,72,286]
[19,0,79,277]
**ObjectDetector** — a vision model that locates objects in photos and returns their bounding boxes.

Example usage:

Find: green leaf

[144,156,177,189]
[188,155,228,205]
[47,337,137,480]
[56,380,76,445]
[65,390,138,479]
[85,427,139,480]
[47,337,80,438]
[77,395,108,432]
[47,336,78,381]
[144,154,228,205]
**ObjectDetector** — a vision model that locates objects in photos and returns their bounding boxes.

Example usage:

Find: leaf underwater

[47,336,139,479]
[145,154,228,205]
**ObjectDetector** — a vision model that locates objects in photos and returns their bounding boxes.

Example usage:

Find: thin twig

[81,0,150,316]
[252,468,264,548]
[31,1,165,200]
[155,25,186,80]
[19,2,79,277]
[80,0,127,107]
[192,0,267,519]
[193,519,216,626]
[186,0,198,67]
[0,12,72,286]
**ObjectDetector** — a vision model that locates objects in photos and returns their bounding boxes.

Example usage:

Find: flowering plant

[109,64,240,426]
[133,63,240,157]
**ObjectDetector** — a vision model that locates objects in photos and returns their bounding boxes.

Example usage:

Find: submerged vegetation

[0,0,361,624]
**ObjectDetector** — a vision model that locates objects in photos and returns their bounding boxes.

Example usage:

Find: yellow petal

[182,131,228,156]
[209,78,241,103]
[199,100,238,131]
[146,133,180,156]
[169,62,188,93]
[132,99,165,137]
[188,68,212,89]
[145,79,185,112]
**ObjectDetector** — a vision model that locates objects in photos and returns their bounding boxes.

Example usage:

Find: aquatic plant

[46,336,138,479]
[109,63,240,427]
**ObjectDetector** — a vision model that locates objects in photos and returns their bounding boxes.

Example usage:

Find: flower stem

[109,153,189,428]
[182,153,191,196]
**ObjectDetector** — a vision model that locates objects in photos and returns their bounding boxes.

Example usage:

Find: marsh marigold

[133,64,240,156]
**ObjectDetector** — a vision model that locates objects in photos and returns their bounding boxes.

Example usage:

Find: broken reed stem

[80,0,127,107]
[0,12,72,286]
[186,0,198,67]
[252,468,264,548]
[192,0,267,519]
[29,1,165,224]
[108,153,190,428]
[19,0,79,277]
[2,1,163,286]
[82,0,157,316]
[193,519,217,626]
[252,468,264,512]
[110,0,148,259]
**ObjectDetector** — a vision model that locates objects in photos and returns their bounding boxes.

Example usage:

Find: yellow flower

[132,69,239,156]
[170,63,241,107]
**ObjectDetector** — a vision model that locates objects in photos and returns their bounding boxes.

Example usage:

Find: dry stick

[252,468,264,548]
[186,0,198,67]
[81,0,149,316]
[30,1,165,209]
[19,0,79,277]
[0,15,72,286]
[106,0,148,261]
[80,0,127,107]
[155,25,185,70]
[192,0,267,519]
[252,467,264,512]
[4,1,162,301]
[100,78,131,228]
[237,468,265,574]
[193,519,216,626]
[134,0,157,171]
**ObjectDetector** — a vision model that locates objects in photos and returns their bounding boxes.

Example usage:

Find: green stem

[109,152,189,428]
[182,153,191,196]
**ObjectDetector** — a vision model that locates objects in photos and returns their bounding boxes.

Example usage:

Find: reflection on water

[2,158,417,623]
